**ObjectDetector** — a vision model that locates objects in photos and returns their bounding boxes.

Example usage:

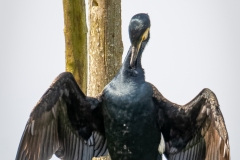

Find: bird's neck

[117,46,145,83]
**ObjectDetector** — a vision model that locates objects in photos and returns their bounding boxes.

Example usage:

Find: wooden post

[63,0,122,159]
[63,0,88,94]
[89,0,122,159]
[92,156,111,160]
[88,0,123,96]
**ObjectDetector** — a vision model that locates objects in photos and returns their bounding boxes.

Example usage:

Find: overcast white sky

[0,0,239,159]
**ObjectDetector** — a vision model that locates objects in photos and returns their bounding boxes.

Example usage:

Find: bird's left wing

[16,72,108,160]
[151,84,230,160]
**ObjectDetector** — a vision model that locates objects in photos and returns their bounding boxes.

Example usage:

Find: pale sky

[0,0,239,159]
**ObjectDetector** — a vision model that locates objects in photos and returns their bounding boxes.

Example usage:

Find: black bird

[16,13,230,160]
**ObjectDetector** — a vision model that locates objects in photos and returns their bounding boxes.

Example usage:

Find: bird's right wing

[16,72,108,160]
[151,84,230,160]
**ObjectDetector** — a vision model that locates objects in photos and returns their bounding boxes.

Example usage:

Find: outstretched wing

[151,84,230,160]
[16,72,108,160]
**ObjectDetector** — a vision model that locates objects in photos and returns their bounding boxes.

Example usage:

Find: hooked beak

[130,43,141,68]
[130,28,150,69]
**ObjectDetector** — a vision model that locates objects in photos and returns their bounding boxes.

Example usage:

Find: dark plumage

[16,13,230,160]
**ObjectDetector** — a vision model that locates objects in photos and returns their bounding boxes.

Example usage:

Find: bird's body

[102,54,161,159]
[15,13,230,160]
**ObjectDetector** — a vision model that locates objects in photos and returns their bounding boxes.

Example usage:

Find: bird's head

[129,13,150,69]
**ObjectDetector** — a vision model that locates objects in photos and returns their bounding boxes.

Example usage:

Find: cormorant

[16,13,230,160]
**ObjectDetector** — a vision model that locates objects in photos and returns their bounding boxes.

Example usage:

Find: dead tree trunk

[63,0,122,159]
[88,0,123,96]
[63,0,88,94]
[89,1,122,159]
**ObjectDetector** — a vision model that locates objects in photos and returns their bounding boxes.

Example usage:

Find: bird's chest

[102,82,154,123]
[102,82,160,159]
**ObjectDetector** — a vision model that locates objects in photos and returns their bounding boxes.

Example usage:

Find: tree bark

[63,0,122,159]
[88,0,123,97]
[92,156,111,160]
[63,0,88,94]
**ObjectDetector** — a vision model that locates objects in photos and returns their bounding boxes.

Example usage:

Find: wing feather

[151,84,230,160]
[16,72,108,160]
